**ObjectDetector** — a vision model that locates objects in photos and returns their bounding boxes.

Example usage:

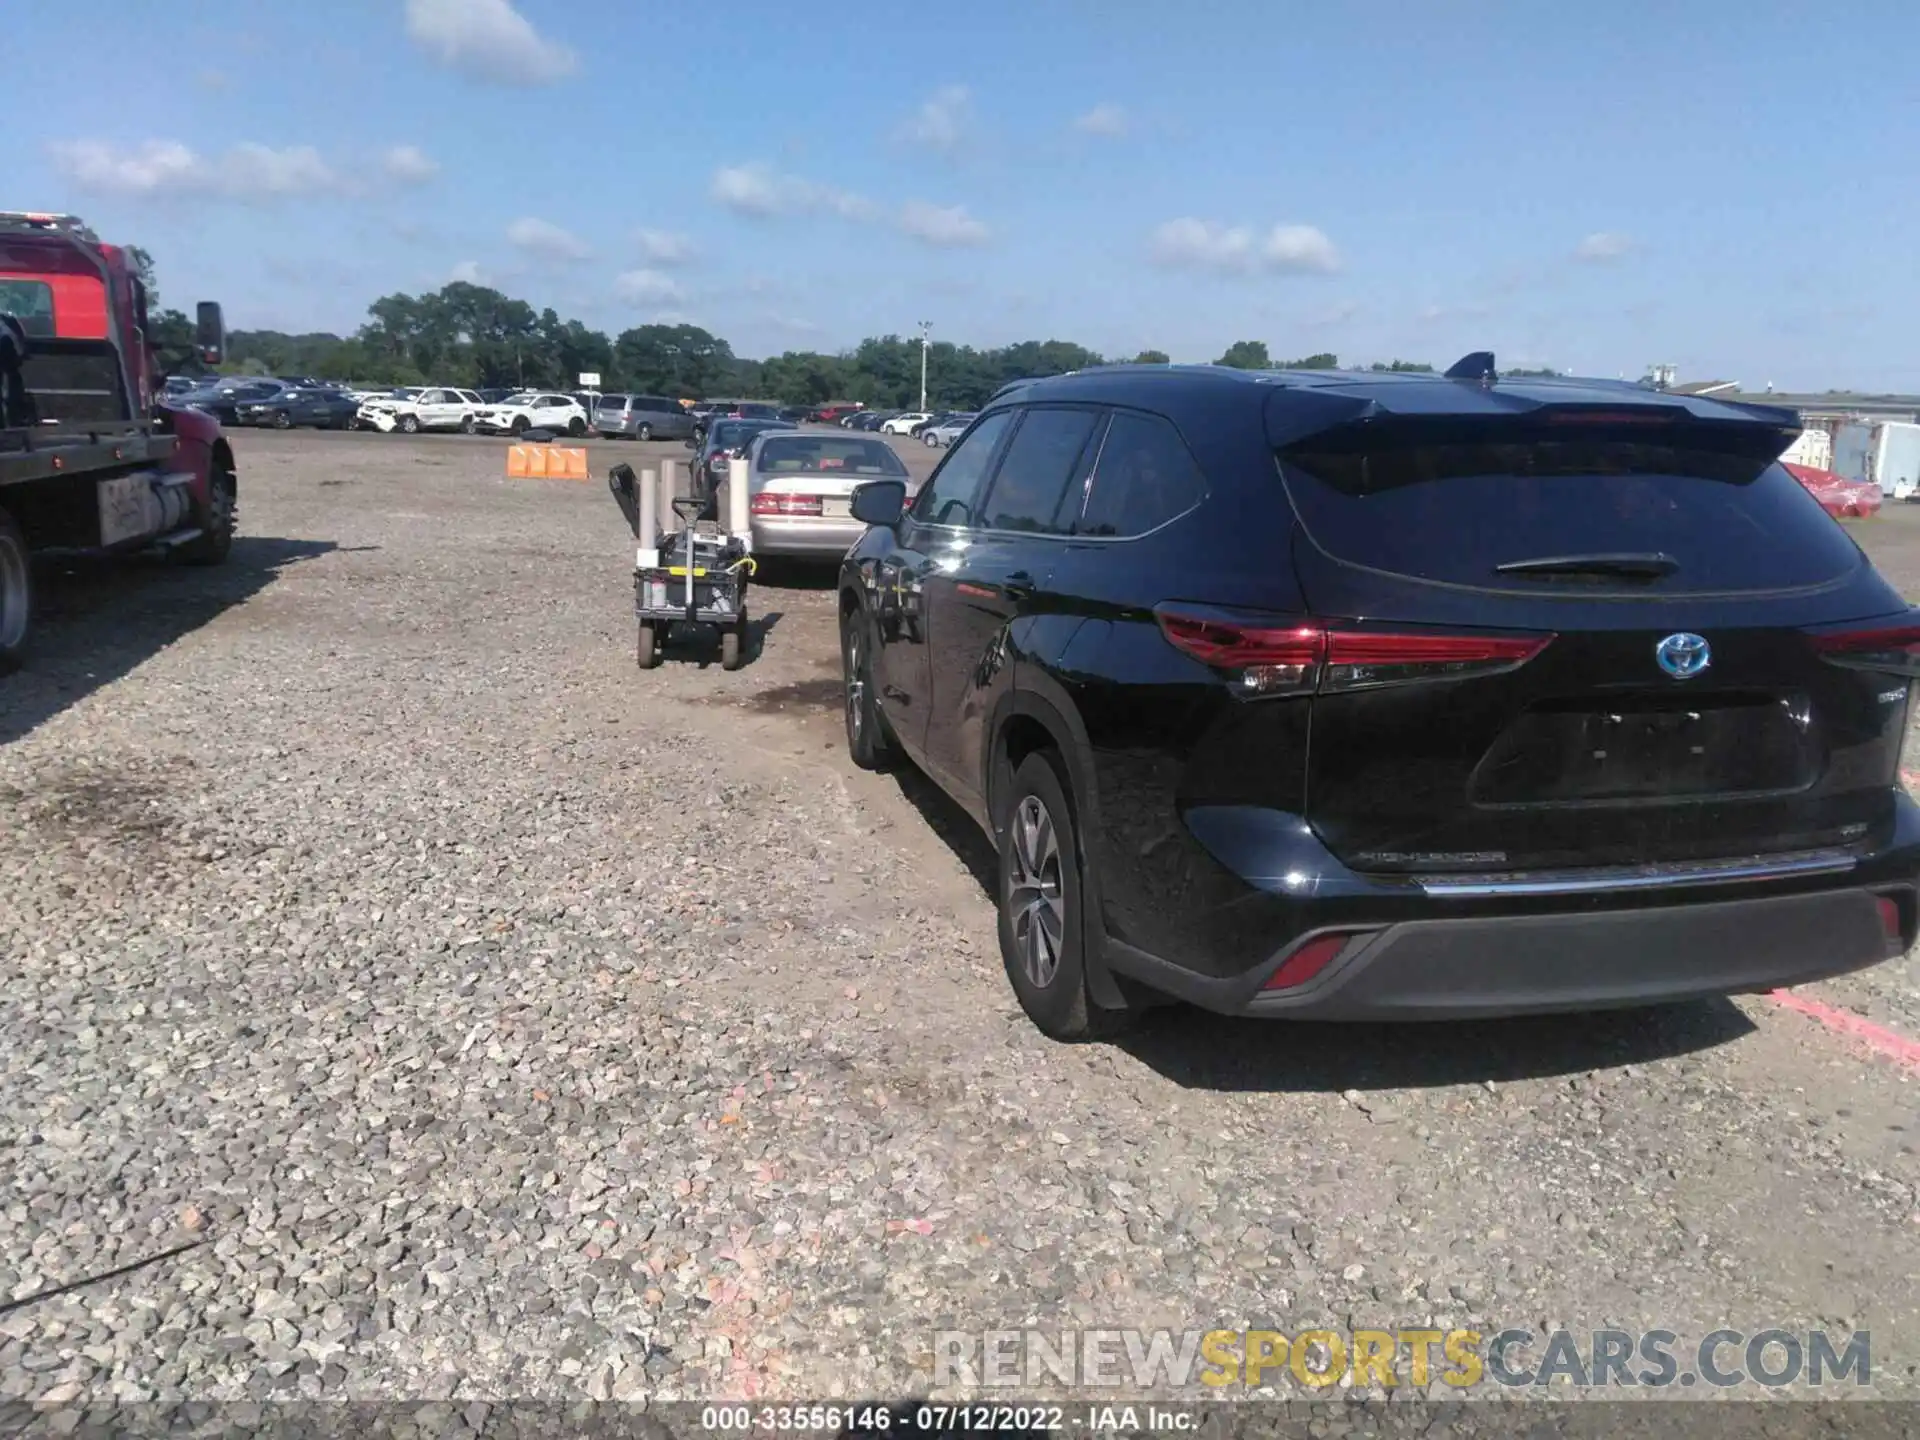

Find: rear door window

[978,407,1102,534]
[1277,420,1863,593]
[1076,409,1207,536]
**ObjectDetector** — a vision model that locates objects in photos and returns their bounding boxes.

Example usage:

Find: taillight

[1811,622,1920,676]
[1156,607,1552,697]
[751,493,823,517]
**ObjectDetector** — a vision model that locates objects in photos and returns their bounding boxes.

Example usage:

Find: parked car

[881,412,932,436]
[179,378,292,426]
[922,413,976,447]
[925,410,983,445]
[688,418,796,510]
[910,412,956,437]
[473,391,589,436]
[236,386,363,429]
[778,406,812,423]
[850,411,893,432]
[356,386,485,434]
[835,359,1920,1040]
[595,393,695,441]
[745,431,912,558]
[813,403,863,424]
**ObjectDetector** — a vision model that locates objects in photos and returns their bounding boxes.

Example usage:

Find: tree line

[134,259,1547,408]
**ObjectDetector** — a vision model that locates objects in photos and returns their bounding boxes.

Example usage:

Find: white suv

[357,386,485,434]
[880,412,932,435]
[474,392,589,437]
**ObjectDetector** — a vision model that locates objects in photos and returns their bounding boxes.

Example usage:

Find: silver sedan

[745,431,913,558]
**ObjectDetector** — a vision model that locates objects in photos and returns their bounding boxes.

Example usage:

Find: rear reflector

[1263,932,1356,991]
[1156,609,1553,697]
[1877,895,1903,944]
[751,493,823,517]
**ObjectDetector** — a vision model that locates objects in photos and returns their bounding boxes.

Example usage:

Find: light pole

[917,320,932,412]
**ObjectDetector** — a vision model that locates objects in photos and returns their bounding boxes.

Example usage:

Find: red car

[1786,461,1883,519]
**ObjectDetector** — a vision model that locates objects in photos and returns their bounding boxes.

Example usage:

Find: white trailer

[1831,419,1920,500]
[1781,426,1833,471]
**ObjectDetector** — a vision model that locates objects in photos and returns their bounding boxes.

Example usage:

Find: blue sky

[15,0,1920,390]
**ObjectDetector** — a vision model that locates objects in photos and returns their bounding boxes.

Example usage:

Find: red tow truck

[0,211,235,669]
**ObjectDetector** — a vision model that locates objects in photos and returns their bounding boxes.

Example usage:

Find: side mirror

[851,478,906,527]
[194,302,226,365]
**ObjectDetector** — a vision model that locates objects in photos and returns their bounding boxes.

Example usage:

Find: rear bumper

[749,517,865,556]
[1099,795,1920,1020]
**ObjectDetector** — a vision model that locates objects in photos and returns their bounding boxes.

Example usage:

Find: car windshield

[756,435,908,476]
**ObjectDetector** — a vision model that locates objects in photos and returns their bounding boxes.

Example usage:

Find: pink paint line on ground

[1767,989,1920,1073]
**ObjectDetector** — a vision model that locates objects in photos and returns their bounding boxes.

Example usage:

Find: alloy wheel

[1008,794,1065,988]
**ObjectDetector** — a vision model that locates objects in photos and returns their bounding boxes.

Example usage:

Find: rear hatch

[1270,394,1916,875]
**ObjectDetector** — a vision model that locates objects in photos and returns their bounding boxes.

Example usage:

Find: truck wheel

[637,423,652,441]
[0,508,33,673]
[567,416,587,437]
[637,621,662,669]
[272,409,292,429]
[721,625,743,671]
[399,414,420,434]
[460,415,476,434]
[511,416,530,436]
[181,458,237,566]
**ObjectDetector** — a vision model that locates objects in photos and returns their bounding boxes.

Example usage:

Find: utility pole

[917,320,932,412]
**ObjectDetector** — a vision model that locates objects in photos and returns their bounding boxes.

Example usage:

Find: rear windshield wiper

[1494,552,1679,580]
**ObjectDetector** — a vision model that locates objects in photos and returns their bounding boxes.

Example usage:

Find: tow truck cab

[0,211,236,665]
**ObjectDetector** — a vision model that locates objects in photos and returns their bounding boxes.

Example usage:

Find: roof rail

[1443,351,1497,385]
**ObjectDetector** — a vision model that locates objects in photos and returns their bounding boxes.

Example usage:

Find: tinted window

[0,279,55,337]
[980,407,1101,534]
[1076,410,1207,537]
[757,435,907,475]
[912,410,1014,528]
[1278,427,1862,593]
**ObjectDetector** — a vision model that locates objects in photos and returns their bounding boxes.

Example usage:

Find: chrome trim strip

[1416,848,1858,898]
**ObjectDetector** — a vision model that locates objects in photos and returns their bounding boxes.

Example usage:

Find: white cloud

[403,0,577,85]
[448,260,485,284]
[633,228,694,265]
[1073,103,1128,138]
[613,269,684,304]
[50,139,339,199]
[897,201,990,248]
[506,216,591,261]
[708,163,876,221]
[48,138,442,201]
[1574,231,1636,263]
[898,84,972,153]
[381,145,439,184]
[1263,224,1341,274]
[1149,217,1341,276]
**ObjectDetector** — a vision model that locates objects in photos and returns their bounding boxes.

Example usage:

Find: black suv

[836,356,1920,1039]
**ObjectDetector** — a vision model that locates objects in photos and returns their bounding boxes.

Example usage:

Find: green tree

[1132,349,1171,365]
[1216,340,1271,369]
[1368,359,1433,372]
[1275,352,1340,369]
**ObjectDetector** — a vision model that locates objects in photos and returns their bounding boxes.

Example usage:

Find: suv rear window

[1278,424,1862,593]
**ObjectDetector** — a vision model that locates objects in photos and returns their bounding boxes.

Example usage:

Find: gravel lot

[2,428,1918,1408]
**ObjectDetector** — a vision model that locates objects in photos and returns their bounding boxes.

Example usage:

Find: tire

[180,458,237,566]
[272,410,292,429]
[997,750,1134,1041]
[637,424,652,441]
[399,414,420,434]
[511,415,530,436]
[840,603,894,770]
[567,416,586,437]
[721,625,743,672]
[460,415,476,435]
[924,433,939,447]
[0,507,33,673]
[637,621,661,669]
